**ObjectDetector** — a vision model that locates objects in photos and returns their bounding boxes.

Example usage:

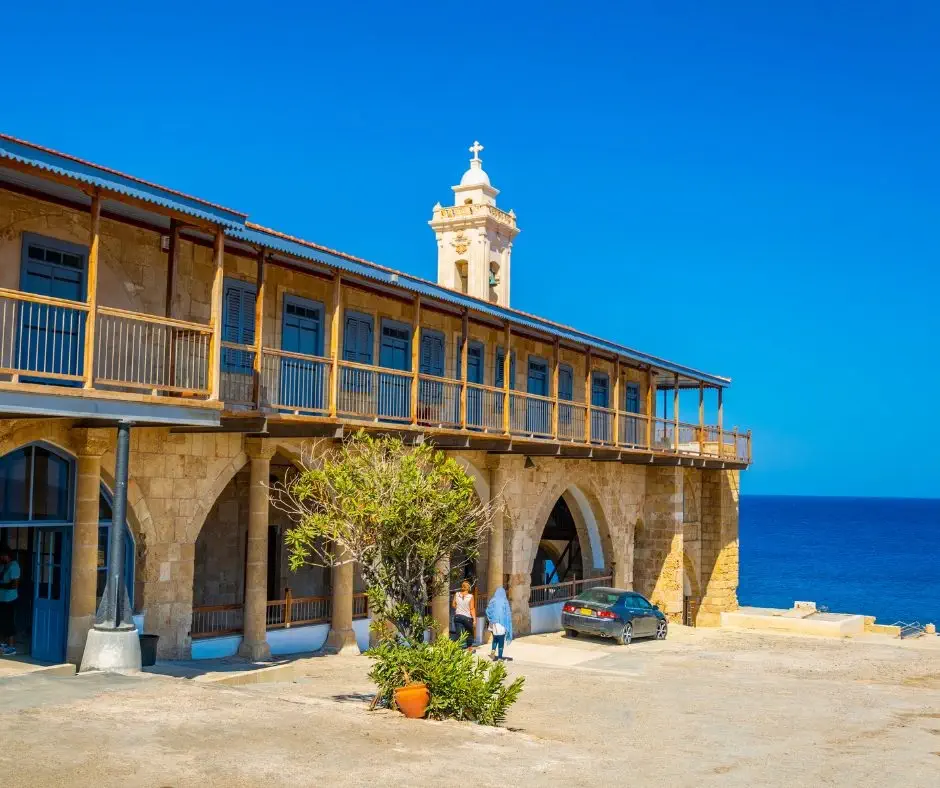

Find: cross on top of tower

[469,140,484,161]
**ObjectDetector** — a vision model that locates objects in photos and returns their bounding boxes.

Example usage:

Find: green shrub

[368,635,525,726]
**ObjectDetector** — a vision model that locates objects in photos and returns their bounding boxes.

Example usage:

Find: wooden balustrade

[529,575,613,608]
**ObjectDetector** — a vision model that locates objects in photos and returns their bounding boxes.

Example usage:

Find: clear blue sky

[2,2,937,497]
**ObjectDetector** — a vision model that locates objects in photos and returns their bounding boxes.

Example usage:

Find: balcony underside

[176,411,749,469]
[0,380,222,427]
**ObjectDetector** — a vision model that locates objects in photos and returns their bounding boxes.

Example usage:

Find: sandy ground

[0,626,938,787]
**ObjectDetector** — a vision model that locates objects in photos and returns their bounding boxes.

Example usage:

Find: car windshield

[575,589,622,606]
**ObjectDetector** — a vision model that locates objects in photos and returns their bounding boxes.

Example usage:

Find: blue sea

[739,496,939,626]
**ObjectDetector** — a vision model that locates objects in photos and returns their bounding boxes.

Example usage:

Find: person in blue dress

[485,586,513,661]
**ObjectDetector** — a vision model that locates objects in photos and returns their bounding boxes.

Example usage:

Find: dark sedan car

[561,587,668,645]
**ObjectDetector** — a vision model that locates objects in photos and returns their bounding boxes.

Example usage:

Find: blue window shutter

[625,383,640,413]
[343,313,373,364]
[222,280,256,373]
[591,372,610,408]
[559,365,573,401]
[420,331,445,377]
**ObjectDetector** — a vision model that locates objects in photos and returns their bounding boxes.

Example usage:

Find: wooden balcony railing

[466,382,504,432]
[260,347,331,415]
[417,375,461,428]
[0,287,214,398]
[192,591,370,640]
[509,391,554,439]
[529,575,613,608]
[558,402,587,442]
[0,287,89,384]
[95,306,211,395]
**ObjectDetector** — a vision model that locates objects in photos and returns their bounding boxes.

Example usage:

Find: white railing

[417,375,461,428]
[95,307,211,395]
[509,391,555,438]
[558,402,586,442]
[466,383,505,432]
[618,412,647,448]
[590,406,616,445]
[260,348,331,415]
[337,362,413,422]
[0,288,88,383]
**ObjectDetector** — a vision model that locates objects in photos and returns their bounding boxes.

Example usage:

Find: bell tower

[429,141,519,306]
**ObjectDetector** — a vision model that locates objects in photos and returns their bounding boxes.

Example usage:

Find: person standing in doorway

[0,546,20,656]
[485,586,513,660]
[451,580,476,649]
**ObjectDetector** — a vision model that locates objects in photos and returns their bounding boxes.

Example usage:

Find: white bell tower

[429,141,519,306]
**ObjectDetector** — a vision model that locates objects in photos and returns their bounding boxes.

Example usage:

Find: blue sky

[1,2,937,497]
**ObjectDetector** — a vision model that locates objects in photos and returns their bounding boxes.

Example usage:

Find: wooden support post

[747,428,752,464]
[82,192,101,389]
[551,338,560,439]
[584,347,592,442]
[673,373,680,451]
[207,227,225,401]
[698,381,705,450]
[717,387,724,456]
[251,249,266,409]
[646,368,654,449]
[459,311,469,429]
[284,587,293,629]
[410,296,421,426]
[329,272,342,418]
[502,324,511,436]
[164,219,180,389]
[613,360,621,446]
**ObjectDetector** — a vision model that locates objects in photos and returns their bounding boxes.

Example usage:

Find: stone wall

[635,467,684,622]
[697,469,740,626]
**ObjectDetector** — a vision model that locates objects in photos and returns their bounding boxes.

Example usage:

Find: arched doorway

[531,497,584,588]
[0,443,133,662]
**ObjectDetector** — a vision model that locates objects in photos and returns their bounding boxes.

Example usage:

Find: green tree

[274,431,493,642]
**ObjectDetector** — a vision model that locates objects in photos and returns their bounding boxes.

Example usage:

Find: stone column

[325,543,359,654]
[639,466,684,623]
[431,556,451,641]
[697,469,740,626]
[486,460,506,598]
[238,439,274,661]
[67,428,111,664]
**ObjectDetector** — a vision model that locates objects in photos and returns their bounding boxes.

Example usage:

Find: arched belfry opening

[531,496,584,587]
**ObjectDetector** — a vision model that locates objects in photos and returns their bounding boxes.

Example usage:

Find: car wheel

[615,622,633,646]
[656,620,668,640]
[565,628,578,638]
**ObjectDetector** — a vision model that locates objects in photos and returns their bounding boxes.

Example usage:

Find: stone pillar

[238,439,274,661]
[431,556,451,641]
[67,429,111,664]
[486,460,506,598]
[639,466,684,623]
[697,469,740,626]
[325,543,359,654]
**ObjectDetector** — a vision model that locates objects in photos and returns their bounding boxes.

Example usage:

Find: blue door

[419,330,453,424]
[221,279,256,403]
[379,320,411,420]
[341,311,374,415]
[526,359,550,435]
[18,238,86,381]
[624,382,640,445]
[591,372,611,442]
[279,296,325,412]
[31,527,71,663]
[558,365,574,437]
[460,341,484,427]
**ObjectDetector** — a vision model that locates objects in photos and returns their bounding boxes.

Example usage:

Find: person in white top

[0,546,21,656]
[451,580,476,649]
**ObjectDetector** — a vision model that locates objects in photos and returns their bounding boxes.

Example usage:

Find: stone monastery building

[0,134,749,664]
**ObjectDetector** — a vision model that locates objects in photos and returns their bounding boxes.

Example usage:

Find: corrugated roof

[230,224,731,386]
[0,132,731,387]
[0,134,246,227]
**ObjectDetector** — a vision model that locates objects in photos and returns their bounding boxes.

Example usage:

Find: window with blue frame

[97,487,135,607]
[590,371,611,442]
[624,382,641,444]
[558,365,574,401]
[221,279,256,374]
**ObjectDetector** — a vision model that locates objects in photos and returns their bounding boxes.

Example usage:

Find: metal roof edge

[231,225,732,387]
[0,133,247,227]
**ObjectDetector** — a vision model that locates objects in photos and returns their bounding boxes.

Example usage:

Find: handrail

[0,286,91,311]
[97,305,211,333]
[466,380,508,395]
[262,346,331,364]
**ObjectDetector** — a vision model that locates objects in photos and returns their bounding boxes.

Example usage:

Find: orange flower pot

[394,682,429,719]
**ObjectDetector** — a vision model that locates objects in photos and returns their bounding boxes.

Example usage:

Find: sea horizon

[739,494,938,627]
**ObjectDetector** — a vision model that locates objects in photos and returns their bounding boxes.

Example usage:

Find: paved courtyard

[0,626,938,787]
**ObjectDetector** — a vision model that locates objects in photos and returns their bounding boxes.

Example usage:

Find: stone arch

[683,551,701,601]
[451,455,490,503]
[184,451,248,543]
[519,478,614,580]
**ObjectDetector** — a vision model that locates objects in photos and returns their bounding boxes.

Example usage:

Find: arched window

[0,444,72,523]
[97,485,135,607]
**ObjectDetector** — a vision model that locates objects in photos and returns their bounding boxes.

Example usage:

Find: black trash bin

[139,634,159,667]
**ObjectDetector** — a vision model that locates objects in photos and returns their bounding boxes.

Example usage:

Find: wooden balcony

[0,287,219,426]
[217,342,752,467]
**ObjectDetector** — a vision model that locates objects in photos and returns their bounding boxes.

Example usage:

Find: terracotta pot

[394,682,429,719]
